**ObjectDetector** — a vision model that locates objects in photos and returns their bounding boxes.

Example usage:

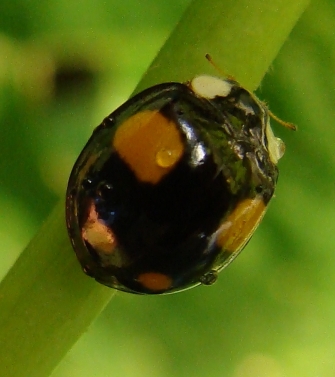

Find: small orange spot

[113,110,184,183]
[216,197,266,253]
[137,272,172,291]
[82,201,117,254]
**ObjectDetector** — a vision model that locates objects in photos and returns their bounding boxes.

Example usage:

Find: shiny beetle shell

[66,75,285,294]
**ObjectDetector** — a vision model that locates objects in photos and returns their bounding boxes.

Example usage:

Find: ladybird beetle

[66,73,293,294]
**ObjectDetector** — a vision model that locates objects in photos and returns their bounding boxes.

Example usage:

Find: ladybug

[66,71,294,294]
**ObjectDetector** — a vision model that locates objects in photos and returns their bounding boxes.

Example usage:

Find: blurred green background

[1,1,335,376]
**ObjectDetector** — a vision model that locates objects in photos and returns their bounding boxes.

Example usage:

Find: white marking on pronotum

[190,75,233,99]
[265,119,285,164]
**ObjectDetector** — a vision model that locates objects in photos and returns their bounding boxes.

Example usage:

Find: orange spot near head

[113,110,184,184]
[216,197,266,253]
[137,272,172,291]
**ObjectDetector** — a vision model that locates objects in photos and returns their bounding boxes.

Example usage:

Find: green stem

[136,0,310,92]
[0,0,310,376]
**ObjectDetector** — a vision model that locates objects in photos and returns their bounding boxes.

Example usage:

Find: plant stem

[0,202,113,377]
[0,0,310,376]
[136,0,310,92]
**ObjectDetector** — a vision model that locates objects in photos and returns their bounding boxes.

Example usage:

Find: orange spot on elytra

[113,110,184,184]
[216,197,266,253]
[137,272,172,291]
[82,200,117,254]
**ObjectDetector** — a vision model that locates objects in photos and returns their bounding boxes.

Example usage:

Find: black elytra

[66,76,283,294]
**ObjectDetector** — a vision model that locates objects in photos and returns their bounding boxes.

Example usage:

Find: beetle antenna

[205,54,296,131]
[205,54,235,80]
[268,110,297,131]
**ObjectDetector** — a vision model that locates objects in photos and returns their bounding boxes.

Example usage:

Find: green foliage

[4,0,335,377]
